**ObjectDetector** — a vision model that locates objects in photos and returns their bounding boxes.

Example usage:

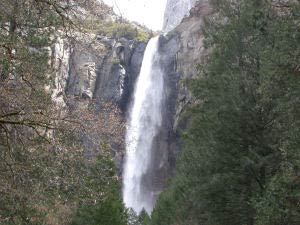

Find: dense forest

[0,0,130,224]
[0,0,299,225]
[149,0,300,225]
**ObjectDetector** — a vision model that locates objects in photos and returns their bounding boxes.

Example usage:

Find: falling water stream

[123,36,164,214]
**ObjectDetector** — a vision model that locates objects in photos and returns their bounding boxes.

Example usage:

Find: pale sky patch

[102,0,168,31]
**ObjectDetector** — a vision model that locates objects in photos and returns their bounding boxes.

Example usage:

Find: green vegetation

[71,153,127,225]
[149,1,300,225]
[87,20,151,41]
[81,9,151,41]
[97,21,150,41]
[0,1,126,225]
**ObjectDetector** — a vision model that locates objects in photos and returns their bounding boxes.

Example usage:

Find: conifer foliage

[150,1,300,225]
[0,1,125,225]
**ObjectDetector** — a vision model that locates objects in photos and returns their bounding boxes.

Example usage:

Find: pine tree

[0,1,123,224]
[150,1,300,225]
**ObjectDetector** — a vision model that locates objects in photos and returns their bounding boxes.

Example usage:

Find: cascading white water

[123,36,164,214]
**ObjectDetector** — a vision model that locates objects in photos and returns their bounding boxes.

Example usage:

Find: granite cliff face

[51,32,147,174]
[53,35,146,112]
[167,0,212,129]
[157,0,212,167]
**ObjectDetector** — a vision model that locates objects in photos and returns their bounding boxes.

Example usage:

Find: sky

[102,0,168,31]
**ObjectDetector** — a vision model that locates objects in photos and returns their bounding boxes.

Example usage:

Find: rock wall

[51,32,147,174]
[171,1,212,129]
[156,0,213,174]
[53,35,147,112]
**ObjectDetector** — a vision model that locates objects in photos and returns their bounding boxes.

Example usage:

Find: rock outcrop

[170,0,212,129]
[155,0,213,175]
[51,31,148,175]
[53,35,147,112]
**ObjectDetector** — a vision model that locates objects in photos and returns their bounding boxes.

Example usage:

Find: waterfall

[123,36,164,214]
